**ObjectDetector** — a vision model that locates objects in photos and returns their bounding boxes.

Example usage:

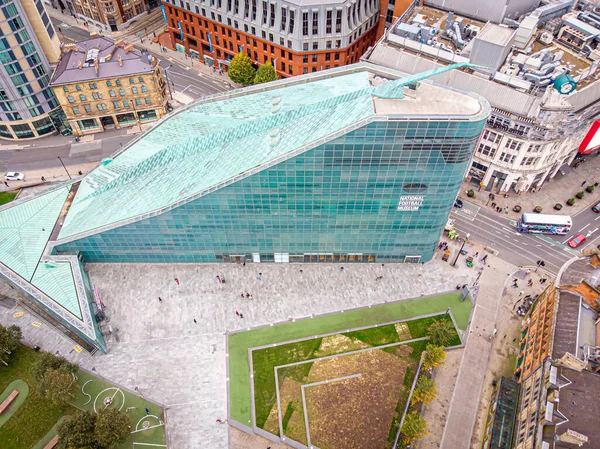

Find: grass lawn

[0,346,74,449]
[229,291,471,425]
[0,191,17,206]
[0,345,166,449]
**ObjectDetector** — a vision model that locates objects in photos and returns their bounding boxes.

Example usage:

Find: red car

[568,234,586,248]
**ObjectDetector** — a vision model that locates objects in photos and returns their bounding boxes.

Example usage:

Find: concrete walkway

[439,255,516,449]
[0,260,477,449]
[461,155,600,221]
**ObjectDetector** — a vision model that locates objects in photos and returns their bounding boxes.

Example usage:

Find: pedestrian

[491,202,496,208]
[541,278,547,284]
[174,277,180,286]
[340,266,344,272]
[194,318,197,324]
[257,272,262,280]
[481,254,488,262]
[503,335,506,339]
[240,313,244,318]
[300,269,303,273]
[158,297,162,302]
[528,279,533,287]
[243,262,246,266]
[241,293,245,298]
[596,182,599,187]
[216,275,222,283]
[216,418,223,423]
[41,176,46,182]
[475,252,479,257]
[519,291,524,296]
[3,181,8,187]
[236,311,240,317]
[582,180,587,187]
[245,293,250,298]
[526,269,531,275]
[145,408,150,415]
[153,31,156,38]
[78,171,83,175]
[249,295,253,300]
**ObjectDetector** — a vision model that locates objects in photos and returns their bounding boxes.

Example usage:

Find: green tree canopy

[228,52,256,86]
[412,375,437,406]
[427,319,455,346]
[57,411,97,449]
[422,344,446,370]
[254,62,277,84]
[401,412,428,444]
[0,323,21,366]
[32,351,79,402]
[94,408,131,448]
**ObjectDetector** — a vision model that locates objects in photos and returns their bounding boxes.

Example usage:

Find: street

[450,201,575,273]
[549,200,600,248]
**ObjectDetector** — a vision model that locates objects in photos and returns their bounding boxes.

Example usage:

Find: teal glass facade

[54,117,485,263]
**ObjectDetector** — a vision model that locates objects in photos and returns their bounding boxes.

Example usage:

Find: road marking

[580,223,591,232]
[596,216,600,220]
[586,227,598,237]
[522,243,528,246]
[562,236,572,244]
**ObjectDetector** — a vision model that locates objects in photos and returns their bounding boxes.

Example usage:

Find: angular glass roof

[32,262,82,319]
[58,70,374,240]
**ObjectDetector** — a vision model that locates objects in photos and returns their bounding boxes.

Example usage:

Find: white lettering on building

[397,195,424,211]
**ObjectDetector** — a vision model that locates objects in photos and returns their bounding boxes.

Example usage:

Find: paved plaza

[0,261,477,449]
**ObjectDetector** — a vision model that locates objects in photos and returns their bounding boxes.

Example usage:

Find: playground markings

[92,387,125,413]
[132,443,168,447]
[133,415,164,433]
[32,321,42,328]
[81,380,92,405]
[74,345,83,353]
[12,311,24,318]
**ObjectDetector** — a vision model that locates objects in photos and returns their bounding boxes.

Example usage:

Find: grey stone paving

[0,260,476,449]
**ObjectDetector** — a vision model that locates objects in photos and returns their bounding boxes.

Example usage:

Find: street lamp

[535,260,545,272]
[163,64,174,101]
[451,233,470,267]
[57,156,72,180]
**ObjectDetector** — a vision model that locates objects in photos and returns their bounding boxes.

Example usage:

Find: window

[335,39,341,49]
[477,143,497,158]
[97,103,107,111]
[281,7,287,31]
[312,11,318,35]
[109,90,116,97]
[72,107,79,115]
[141,85,147,93]
[303,67,308,74]
[113,101,120,109]
[123,100,130,107]
[326,10,332,33]
[302,11,308,36]
[528,144,543,153]
[262,1,267,24]
[84,105,91,113]
[132,87,138,94]
[334,52,340,60]
[63,86,69,92]
[325,53,331,61]
[145,97,151,104]
[385,9,393,23]
[303,55,308,63]
[76,85,82,91]
[119,88,125,96]
[116,79,121,86]
[270,3,275,27]
[289,10,295,33]
[67,95,75,103]
[336,9,342,32]
[312,54,317,62]
[88,82,97,89]
[79,94,87,101]
[499,152,516,165]
[252,0,257,20]
[107,80,112,87]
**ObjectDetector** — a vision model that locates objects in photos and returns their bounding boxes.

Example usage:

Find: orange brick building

[160,0,418,77]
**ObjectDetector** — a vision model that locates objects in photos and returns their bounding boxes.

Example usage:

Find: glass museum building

[51,63,490,264]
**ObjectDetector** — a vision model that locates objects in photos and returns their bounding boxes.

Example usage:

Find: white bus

[517,213,572,235]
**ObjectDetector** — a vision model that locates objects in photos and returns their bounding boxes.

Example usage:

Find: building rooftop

[50,36,155,85]
[549,368,600,448]
[475,23,516,46]
[552,290,582,360]
[53,63,488,243]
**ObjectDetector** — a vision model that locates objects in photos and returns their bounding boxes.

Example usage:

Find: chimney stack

[77,60,83,69]
[94,58,99,76]
[118,54,123,67]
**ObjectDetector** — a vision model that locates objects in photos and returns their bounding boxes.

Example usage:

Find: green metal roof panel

[58,71,375,239]
[0,187,69,281]
[31,262,82,319]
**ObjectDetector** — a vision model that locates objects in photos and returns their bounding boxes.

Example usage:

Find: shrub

[401,412,428,444]
[412,376,437,405]
[467,189,475,197]
[567,198,576,206]
[576,191,585,199]
[427,320,455,346]
[586,185,595,193]
[228,53,256,86]
[422,344,446,370]
[534,206,543,213]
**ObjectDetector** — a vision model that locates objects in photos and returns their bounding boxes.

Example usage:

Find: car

[4,172,25,181]
[568,234,586,248]
[58,23,71,29]
[593,202,600,213]
[454,199,463,208]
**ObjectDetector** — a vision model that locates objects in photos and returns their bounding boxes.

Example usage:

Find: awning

[218,59,231,65]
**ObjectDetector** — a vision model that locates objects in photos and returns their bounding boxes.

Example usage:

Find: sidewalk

[460,155,600,220]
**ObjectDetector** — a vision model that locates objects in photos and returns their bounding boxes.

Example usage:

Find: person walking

[582,180,587,187]
[158,297,162,302]
[3,181,8,187]
[145,408,150,415]
[236,311,240,317]
[194,318,197,324]
[257,272,262,280]
[174,277,180,286]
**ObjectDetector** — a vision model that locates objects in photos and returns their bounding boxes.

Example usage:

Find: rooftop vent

[557,429,589,446]
[85,48,99,64]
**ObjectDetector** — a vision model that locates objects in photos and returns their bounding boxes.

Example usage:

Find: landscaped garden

[228,291,472,449]
[0,191,17,206]
[0,331,166,449]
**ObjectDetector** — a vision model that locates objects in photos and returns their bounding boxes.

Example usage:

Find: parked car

[592,202,600,213]
[4,172,25,181]
[454,199,463,208]
[568,234,586,248]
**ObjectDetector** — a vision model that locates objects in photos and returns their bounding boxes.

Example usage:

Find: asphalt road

[450,200,576,274]
[547,200,600,250]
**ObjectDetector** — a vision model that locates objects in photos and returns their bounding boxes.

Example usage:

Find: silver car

[5,172,25,181]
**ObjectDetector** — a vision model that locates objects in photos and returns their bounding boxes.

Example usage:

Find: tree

[401,412,428,444]
[94,408,131,448]
[428,319,455,346]
[412,376,437,405]
[422,344,446,370]
[228,52,256,86]
[41,367,77,405]
[254,62,277,84]
[0,324,21,366]
[32,351,79,403]
[57,411,98,449]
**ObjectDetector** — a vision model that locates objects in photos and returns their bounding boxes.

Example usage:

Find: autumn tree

[401,412,428,444]
[254,62,277,84]
[58,409,131,449]
[0,324,21,366]
[427,319,455,346]
[422,344,446,370]
[32,351,79,404]
[228,52,256,86]
[412,376,437,406]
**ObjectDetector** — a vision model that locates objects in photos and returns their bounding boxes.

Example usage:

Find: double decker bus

[517,213,572,235]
